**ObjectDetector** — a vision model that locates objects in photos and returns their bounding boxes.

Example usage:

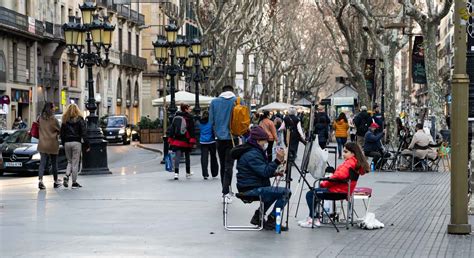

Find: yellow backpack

[230,97,250,136]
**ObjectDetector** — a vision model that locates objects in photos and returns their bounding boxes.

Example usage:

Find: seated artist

[363,122,390,169]
[400,123,438,169]
[298,142,369,228]
[231,126,291,231]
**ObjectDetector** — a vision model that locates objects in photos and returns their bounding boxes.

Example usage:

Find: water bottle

[371,161,375,172]
[275,208,281,234]
[170,151,176,171]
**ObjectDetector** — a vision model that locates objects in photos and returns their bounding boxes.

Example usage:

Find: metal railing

[116,5,145,25]
[121,52,147,70]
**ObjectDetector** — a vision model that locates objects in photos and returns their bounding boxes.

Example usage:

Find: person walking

[354,106,372,148]
[168,104,196,180]
[279,107,306,161]
[348,114,356,142]
[60,104,89,189]
[37,102,61,190]
[333,112,350,159]
[259,111,278,162]
[209,85,238,203]
[313,105,331,149]
[199,110,218,180]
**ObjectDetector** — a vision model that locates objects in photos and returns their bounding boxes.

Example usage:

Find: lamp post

[62,1,114,175]
[153,24,212,160]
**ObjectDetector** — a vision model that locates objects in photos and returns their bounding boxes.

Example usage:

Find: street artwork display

[412,36,427,84]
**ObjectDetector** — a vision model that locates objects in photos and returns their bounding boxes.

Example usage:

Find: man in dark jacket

[313,105,331,149]
[232,126,290,230]
[354,106,372,148]
[363,122,390,169]
[372,104,384,133]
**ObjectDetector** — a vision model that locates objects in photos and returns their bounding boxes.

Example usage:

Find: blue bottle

[275,208,281,234]
[370,161,375,172]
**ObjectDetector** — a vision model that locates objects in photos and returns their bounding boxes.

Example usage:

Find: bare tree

[401,0,453,129]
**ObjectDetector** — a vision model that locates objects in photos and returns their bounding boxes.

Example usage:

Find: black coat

[313,112,330,143]
[354,111,372,137]
[60,117,89,147]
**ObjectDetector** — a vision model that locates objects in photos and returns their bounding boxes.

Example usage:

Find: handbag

[30,119,39,138]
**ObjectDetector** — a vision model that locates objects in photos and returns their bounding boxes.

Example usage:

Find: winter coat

[37,116,60,155]
[259,118,277,142]
[407,130,437,159]
[354,111,372,136]
[60,117,89,148]
[209,91,236,140]
[199,118,215,144]
[333,119,349,138]
[363,130,384,153]
[320,156,363,195]
[232,142,281,193]
[314,112,330,143]
[168,111,196,150]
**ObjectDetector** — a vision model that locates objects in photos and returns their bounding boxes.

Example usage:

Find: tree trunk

[243,51,250,106]
[422,23,447,130]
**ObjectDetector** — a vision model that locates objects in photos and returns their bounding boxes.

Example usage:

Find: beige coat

[259,118,277,142]
[37,116,60,155]
[407,130,437,159]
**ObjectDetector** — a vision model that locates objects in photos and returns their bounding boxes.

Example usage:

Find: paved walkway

[1,144,473,257]
[318,172,474,257]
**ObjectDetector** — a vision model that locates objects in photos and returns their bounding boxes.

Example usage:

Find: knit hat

[369,122,380,129]
[361,106,368,111]
[250,126,269,141]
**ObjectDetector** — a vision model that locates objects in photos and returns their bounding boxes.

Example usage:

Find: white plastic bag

[358,212,385,230]
[307,135,329,179]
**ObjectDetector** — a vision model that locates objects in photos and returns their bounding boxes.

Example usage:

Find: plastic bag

[165,151,175,172]
[358,212,385,230]
[307,135,329,179]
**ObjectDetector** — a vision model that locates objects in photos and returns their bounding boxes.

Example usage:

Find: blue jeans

[245,186,291,217]
[306,188,330,218]
[336,137,347,157]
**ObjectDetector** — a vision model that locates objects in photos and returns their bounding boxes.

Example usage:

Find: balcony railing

[0,7,63,40]
[116,5,145,25]
[121,52,147,70]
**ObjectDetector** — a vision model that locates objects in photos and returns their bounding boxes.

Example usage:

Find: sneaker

[250,210,263,226]
[297,217,312,226]
[223,194,233,204]
[299,218,320,228]
[71,182,82,189]
[174,173,179,180]
[38,181,45,190]
[53,182,62,188]
[203,177,209,180]
[63,176,69,188]
[186,172,193,179]
[264,215,288,231]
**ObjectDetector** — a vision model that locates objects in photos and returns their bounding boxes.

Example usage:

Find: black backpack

[169,116,187,137]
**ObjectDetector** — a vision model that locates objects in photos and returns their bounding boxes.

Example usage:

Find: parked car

[101,115,132,145]
[0,130,67,176]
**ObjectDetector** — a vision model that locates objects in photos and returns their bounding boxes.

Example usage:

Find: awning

[152,91,215,107]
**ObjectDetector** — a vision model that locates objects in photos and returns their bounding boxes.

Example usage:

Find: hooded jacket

[232,142,281,193]
[199,117,215,144]
[168,111,196,149]
[209,91,236,140]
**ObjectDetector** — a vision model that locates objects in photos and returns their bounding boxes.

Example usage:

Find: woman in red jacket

[168,104,196,180]
[299,142,369,228]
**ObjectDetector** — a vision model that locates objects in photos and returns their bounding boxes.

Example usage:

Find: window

[26,45,30,83]
[70,66,77,87]
[136,34,139,56]
[62,61,67,86]
[128,31,132,53]
[0,51,6,82]
[117,78,122,99]
[118,28,123,52]
[61,5,65,24]
[12,43,17,81]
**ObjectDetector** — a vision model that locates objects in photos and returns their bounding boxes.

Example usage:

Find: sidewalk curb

[136,143,163,155]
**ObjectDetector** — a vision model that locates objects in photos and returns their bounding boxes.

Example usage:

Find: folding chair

[411,143,441,171]
[311,169,359,232]
[223,193,264,231]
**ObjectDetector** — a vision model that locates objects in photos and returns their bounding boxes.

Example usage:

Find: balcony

[0,7,63,40]
[116,5,145,25]
[121,52,147,70]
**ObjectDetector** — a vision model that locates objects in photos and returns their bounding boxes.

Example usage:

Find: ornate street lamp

[153,23,213,162]
[62,2,114,175]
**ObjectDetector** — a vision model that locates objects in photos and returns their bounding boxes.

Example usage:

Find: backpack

[230,97,250,136]
[171,115,187,137]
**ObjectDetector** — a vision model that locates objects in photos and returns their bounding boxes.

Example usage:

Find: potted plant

[149,118,163,143]
[138,116,152,144]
